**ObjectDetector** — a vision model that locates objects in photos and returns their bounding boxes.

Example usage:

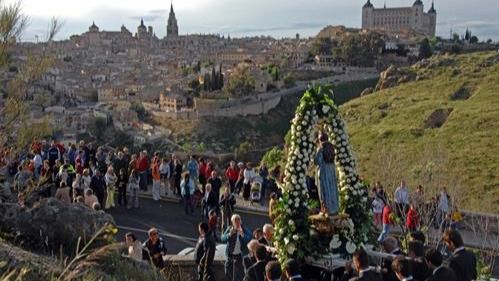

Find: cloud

[129,15,163,22]
[148,9,168,14]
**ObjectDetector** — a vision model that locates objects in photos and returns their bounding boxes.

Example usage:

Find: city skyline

[8,0,499,41]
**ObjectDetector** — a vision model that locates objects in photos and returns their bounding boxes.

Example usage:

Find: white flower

[346,241,357,254]
[293,234,299,241]
[287,243,296,254]
[297,125,302,131]
[294,202,299,207]
[289,220,294,225]
[330,235,342,249]
[279,228,284,234]
[284,237,290,245]
[322,105,330,114]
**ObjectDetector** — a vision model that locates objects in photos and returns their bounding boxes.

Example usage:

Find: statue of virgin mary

[314,133,339,215]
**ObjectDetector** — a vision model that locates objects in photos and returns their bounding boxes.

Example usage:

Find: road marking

[137,193,268,217]
[116,224,197,246]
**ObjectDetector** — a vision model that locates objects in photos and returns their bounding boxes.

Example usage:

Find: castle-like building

[362,0,436,37]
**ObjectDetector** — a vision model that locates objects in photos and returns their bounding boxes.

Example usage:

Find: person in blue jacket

[221,214,252,281]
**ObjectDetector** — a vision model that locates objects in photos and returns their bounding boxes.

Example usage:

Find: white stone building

[362,0,436,37]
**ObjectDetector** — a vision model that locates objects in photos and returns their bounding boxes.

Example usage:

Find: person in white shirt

[437,187,450,227]
[242,163,255,201]
[81,169,92,190]
[394,180,409,218]
[125,232,144,262]
[372,196,385,226]
[159,158,170,195]
[33,151,43,180]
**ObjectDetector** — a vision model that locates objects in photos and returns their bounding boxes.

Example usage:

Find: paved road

[108,197,270,254]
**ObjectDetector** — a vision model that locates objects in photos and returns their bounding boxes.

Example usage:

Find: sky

[6,0,499,42]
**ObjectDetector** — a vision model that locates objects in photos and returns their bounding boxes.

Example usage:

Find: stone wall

[163,255,225,280]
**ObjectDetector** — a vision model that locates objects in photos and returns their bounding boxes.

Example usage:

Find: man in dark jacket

[143,228,167,269]
[285,259,305,281]
[89,170,106,206]
[207,171,222,202]
[202,184,219,219]
[243,245,267,281]
[408,241,431,281]
[442,230,477,281]
[195,222,216,281]
[243,239,261,274]
[381,236,405,281]
[425,248,457,281]
[113,151,128,175]
[48,142,61,168]
[341,248,382,281]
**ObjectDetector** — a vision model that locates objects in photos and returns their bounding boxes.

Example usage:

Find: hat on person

[237,162,244,167]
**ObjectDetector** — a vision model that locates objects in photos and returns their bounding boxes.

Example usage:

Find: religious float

[272,84,376,273]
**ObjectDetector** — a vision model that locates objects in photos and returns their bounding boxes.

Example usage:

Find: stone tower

[427,1,437,37]
[411,0,425,34]
[167,2,179,38]
[361,0,374,29]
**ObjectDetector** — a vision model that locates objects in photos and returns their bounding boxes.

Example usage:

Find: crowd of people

[0,140,279,213]
[0,139,481,281]
[368,180,463,243]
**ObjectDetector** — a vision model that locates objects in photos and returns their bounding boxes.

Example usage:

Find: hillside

[340,51,499,213]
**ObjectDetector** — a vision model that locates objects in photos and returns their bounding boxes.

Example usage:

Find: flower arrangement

[274,84,373,264]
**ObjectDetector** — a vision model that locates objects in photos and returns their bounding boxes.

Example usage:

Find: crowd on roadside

[0,139,480,281]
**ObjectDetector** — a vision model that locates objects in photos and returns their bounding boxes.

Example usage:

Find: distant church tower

[167,2,179,38]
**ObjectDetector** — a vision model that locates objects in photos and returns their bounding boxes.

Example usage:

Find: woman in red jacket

[406,204,419,231]
[225,161,239,193]
[378,204,393,243]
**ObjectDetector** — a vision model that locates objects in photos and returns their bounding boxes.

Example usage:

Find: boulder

[424,108,453,129]
[374,65,417,91]
[449,86,472,101]
[360,87,374,96]
[0,198,115,255]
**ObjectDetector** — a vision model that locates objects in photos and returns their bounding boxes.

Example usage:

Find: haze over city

[9,0,499,41]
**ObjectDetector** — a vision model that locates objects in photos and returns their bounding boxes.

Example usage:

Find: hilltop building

[167,2,179,38]
[362,0,436,37]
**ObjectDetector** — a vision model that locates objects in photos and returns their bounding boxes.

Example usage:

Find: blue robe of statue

[314,147,339,215]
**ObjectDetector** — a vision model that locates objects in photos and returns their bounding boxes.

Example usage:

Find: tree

[224,63,255,97]
[261,146,283,170]
[87,117,108,142]
[311,37,333,56]
[0,1,61,149]
[418,38,433,59]
[470,36,479,44]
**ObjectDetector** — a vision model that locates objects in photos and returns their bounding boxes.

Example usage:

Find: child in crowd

[372,195,384,226]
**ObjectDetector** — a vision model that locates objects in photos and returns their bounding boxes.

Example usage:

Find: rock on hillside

[374,65,417,91]
[0,197,114,255]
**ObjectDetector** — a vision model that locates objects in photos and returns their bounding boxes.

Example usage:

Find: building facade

[362,0,436,37]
